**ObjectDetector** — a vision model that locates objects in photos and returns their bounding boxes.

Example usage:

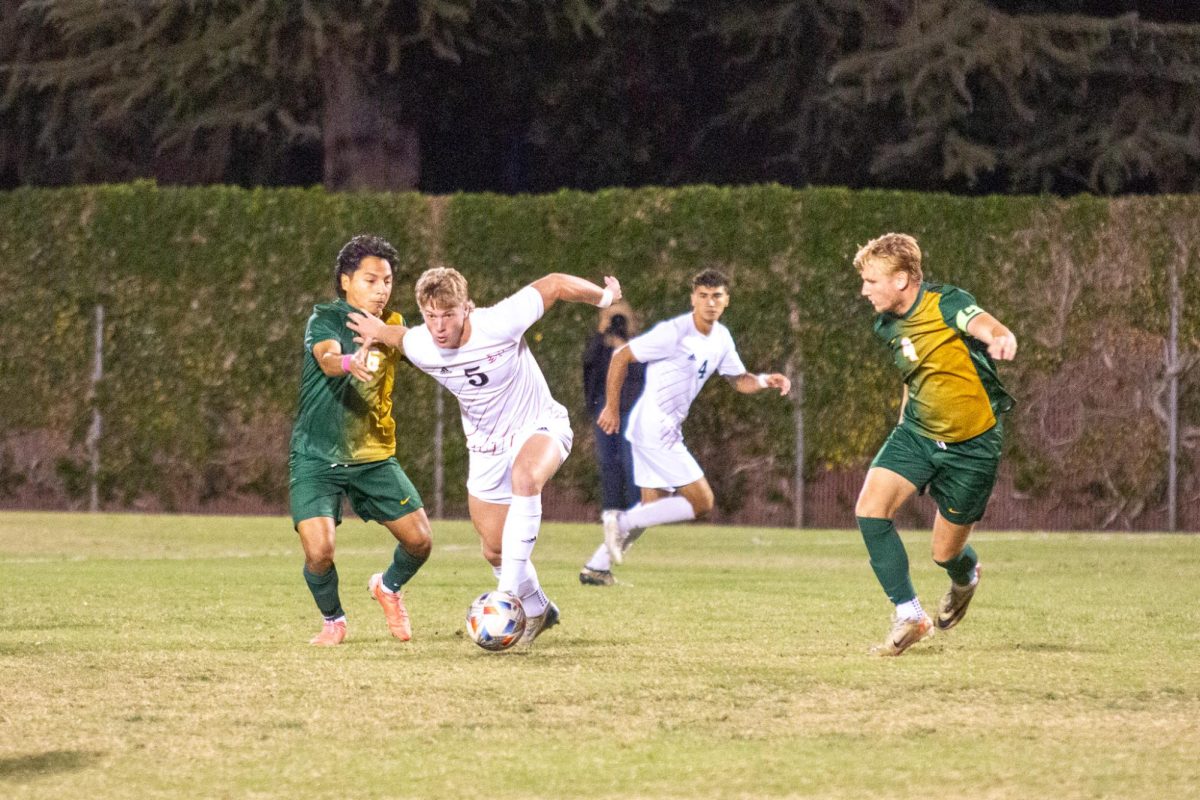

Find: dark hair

[692,268,731,290]
[335,234,399,298]
[606,313,629,339]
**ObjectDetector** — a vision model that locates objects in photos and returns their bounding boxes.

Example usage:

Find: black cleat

[578,567,615,586]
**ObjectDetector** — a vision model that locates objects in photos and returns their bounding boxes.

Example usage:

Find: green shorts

[870,420,1004,525]
[289,454,424,528]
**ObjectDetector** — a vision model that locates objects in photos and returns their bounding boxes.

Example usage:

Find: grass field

[1,511,1198,799]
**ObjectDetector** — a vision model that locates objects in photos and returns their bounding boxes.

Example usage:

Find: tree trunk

[319,44,420,191]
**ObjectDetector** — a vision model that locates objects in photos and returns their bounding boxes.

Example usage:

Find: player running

[853,232,1016,656]
[347,267,621,646]
[578,268,790,586]
[289,234,433,647]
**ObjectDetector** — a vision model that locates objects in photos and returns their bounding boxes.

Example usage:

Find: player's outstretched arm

[729,372,791,396]
[965,312,1018,361]
[531,273,621,312]
[312,339,375,382]
[598,344,636,435]
[346,311,408,354]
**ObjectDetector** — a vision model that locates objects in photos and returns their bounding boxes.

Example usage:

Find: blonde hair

[415,266,470,308]
[853,233,923,283]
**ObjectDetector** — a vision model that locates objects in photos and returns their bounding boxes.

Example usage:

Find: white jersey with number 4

[625,312,747,449]
[403,286,568,455]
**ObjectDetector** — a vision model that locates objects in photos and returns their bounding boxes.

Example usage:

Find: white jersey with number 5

[625,313,747,449]
[403,286,568,455]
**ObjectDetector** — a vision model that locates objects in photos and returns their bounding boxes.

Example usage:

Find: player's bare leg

[932,512,981,630]
[297,517,347,645]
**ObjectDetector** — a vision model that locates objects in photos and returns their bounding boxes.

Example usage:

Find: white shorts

[466,414,574,504]
[630,440,704,490]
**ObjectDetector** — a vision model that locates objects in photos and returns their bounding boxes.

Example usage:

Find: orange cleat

[310,617,347,647]
[368,573,412,641]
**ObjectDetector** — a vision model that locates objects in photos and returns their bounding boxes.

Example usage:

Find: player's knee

[509,469,543,497]
[408,534,432,561]
[691,489,714,518]
[305,553,334,574]
[854,490,886,519]
[410,516,434,558]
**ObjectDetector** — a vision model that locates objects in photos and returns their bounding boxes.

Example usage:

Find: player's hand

[345,340,377,381]
[989,333,1017,361]
[603,275,622,303]
[347,310,387,340]
[766,373,791,396]
[597,404,621,435]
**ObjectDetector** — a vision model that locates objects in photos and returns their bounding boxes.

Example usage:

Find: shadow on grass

[0,750,103,781]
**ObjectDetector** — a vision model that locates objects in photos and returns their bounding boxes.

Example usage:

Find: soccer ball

[465,591,526,651]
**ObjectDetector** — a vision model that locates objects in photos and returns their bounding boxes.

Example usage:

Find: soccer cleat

[870,613,934,657]
[368,573,412,641]
[936,564,981,631]
[601,510,626,565]
[578,567,615,586]
[519,601,560,646]
[309,617,347,647]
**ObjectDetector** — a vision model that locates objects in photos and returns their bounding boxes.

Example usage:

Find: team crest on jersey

[485,346,511,364]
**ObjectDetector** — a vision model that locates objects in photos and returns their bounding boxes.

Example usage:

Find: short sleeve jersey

[874,282,1014,443]
[625,313,746,448]
[403,286,568,455]
[289,299,405,464]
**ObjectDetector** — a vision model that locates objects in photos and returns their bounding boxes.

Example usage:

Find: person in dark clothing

[580,302,645,586]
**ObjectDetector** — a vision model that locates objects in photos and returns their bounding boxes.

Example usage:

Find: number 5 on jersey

[464,366,489,386]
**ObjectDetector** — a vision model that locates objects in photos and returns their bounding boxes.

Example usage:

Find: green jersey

[289,299,405,464]
[873,282,1014,443]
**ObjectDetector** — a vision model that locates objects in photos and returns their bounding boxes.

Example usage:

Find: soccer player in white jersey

[346,266,621,644]
[579,268,790,585]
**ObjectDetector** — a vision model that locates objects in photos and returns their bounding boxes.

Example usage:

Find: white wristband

[755,373,770,389]
[596,288,614,308]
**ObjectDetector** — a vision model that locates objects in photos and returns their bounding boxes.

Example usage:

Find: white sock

[493,560,547,615]
[497,494,541,596]
[517,560,548,617]
[586,544,612,572]
[622,496,696,531]
[895,598,925,621]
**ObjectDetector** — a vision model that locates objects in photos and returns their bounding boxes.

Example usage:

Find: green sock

[857,516,916,605]
[935,544,979,587]
[383,544,427,592]
[303,564,345,620]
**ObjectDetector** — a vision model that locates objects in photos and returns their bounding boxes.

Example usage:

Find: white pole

[792,364,805,529]
[87,303,104,512]
[1167,254,1180,533]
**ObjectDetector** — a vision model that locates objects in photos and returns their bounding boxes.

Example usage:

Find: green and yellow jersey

[289,299,405,464]
[874,282,1014,443]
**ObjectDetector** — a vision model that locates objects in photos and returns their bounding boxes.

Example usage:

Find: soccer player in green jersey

[289,234,433,646]
[853,233,1017,656]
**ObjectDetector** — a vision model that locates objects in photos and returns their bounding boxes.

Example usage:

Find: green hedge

[0,182,1196,524]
